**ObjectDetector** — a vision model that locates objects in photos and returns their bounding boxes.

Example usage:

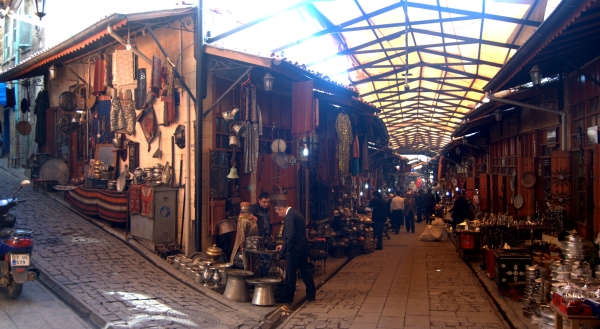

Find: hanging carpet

[291,80,314,138]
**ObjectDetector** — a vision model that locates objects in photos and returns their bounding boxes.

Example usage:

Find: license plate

[10,254,30,266]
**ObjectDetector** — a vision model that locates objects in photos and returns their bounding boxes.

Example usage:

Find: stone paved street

[278,228,510,329]
[0,163,261,329]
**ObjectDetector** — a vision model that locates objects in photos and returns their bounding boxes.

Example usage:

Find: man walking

[423,188,437,224]
[368,191,387,250]
[275,201,316,304]
[390,190,405,234]
[404,191,418,233]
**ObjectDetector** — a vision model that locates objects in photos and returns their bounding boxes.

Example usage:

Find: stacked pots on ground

[523,265,549,310]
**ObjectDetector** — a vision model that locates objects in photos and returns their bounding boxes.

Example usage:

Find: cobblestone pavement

[0,165,261,329]
[278,228,507,329]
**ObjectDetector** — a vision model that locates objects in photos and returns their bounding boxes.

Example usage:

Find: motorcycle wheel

[7,281,23,299]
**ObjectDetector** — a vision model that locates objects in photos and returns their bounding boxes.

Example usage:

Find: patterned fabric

[110,97,126,133]
[128,183,145,214]
[114,50,136,90]
[150,56,162,97]
[317,138,339,186]
[161,65,175,126]
[137,107,157,150]
[141,185,154,219]
[336,112,352,181]
[291,80,315,138]
[64,187,127,223]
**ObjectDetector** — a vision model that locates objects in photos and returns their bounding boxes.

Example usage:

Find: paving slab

[277,221,518,329]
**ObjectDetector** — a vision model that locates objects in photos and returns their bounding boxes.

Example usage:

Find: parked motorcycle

[0,180,38,298]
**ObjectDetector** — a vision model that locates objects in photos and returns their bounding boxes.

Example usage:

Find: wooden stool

[7,157,20,168]
[33,179,50,192]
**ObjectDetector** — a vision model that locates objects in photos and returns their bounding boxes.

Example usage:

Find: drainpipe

[485,92,567,150]
[195,0,204,252]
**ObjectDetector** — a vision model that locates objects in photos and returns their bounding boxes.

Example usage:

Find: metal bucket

[218,219,237,235]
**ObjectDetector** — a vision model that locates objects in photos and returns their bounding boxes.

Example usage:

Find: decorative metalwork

[548,191,571,208]
[551,168,571,188]
[504,264,526,282]
[207,58,252,70]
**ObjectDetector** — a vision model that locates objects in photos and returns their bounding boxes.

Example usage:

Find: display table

[64,186,128,223]
[550,303,600,329]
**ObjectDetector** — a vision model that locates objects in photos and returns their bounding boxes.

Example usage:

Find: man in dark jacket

[450,190,469,229]
[415,189,424,223]
[275,201,316,304]
[368,191,387,250]
[423,188,437,224]
[250,192,272,239]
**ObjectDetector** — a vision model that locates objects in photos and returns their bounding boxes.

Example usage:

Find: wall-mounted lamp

[494,109,502,123]
[34,0,46,20]
[529,65,543,87]
[263,72,274,91]
[49,64,56,80]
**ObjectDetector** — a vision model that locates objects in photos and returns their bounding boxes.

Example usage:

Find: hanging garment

[362,136,370,172]
[114,50,136,90]
[161,65,175,125]
[6,88,15,108]
[34,89,49,146]
[104,54,113,89]
[150,56,162,97]
[317,138,339,186]
[135,69,147,110]
[336,112,352,182]
[110,97,126,133]
[291,80,315,138]
[93,58,106,95]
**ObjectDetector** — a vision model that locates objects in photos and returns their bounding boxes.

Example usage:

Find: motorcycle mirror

[20,180,31,188]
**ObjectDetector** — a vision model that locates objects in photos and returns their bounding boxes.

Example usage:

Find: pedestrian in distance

[390,190,405,233]
[404,191,418,233]
[368,191,387,250]
[423,188,437,224]
[274,201,316,304]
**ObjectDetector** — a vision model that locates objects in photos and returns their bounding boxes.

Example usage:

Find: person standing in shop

[250,192,274,277]
[275,201,316,304]
[450,190,469,229]
[368,191,387,250]
[390,190,405,234]
[404,191,418,233]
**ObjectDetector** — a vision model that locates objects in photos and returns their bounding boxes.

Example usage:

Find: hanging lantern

[34,0,46,20]
[529,65,543,86]
[263,72,274,91]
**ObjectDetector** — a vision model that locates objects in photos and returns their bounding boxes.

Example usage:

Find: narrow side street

[277,226,531,329]
[0,161,263,329]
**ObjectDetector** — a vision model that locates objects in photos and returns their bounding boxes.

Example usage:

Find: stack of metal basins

[561,234,587,262]
[523,266,549,308]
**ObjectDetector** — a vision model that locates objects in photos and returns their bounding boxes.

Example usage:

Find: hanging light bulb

[364,182,369,189]
[360,191,364,196]
[302,144,309,157]
[126,29,132,51]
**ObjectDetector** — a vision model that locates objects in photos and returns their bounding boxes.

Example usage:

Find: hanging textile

[114,50,136,90]
[93,58,106,95]
[150,55,162,97]
[336,112,352,182]
[110,97,126,133]
[0,82,6,106]
[161,64,175,126]
[128,183,144,214]
[135,69,146,110]
[6,88,15,108]
[241,76,261,174]
[104,54,113,89]
[140,185,154,219]
[350,134,360,176]
[34,90,49,146]
[291,80,315,138]
[137,106,157,151]
[361,136,370,172]
[317,138,339,186]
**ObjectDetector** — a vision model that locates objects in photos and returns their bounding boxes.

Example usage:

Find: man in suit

[274,201,316,304]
